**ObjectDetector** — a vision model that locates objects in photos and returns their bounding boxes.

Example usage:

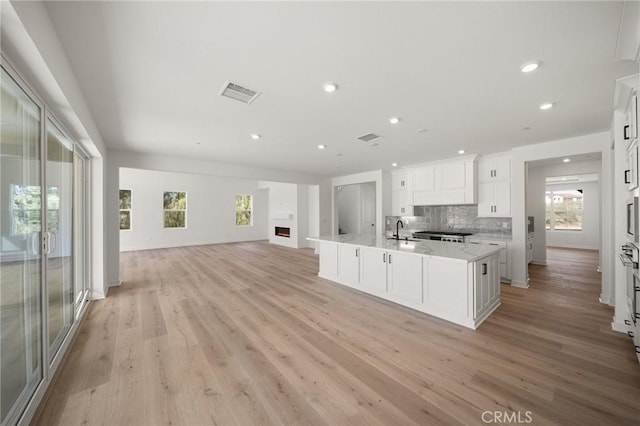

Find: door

[361,183,376,235]
[0,67,44,425]
[45,120,75,362]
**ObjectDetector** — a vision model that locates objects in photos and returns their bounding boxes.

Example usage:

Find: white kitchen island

[307,234,502,329]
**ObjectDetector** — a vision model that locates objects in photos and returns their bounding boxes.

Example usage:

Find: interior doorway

[526,154,602,287]
[337,182,376,235]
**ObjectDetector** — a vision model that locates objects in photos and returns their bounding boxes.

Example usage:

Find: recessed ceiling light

[539,102,554,110]
[323,83,338,93]
[458,149,466,154]
[392,162,398,167]
[251,134,261,140]
[389,117,401,124]
[318,144,326,150]
[336,153,343,157]
[417,128,428,133]
[563,158,571,163]
[521,60,542,73]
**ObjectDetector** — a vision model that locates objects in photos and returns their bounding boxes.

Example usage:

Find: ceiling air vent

[357,133,381,142]
[219,81,261,104]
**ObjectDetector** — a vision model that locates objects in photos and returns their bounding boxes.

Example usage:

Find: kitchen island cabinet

[308,235,501,329]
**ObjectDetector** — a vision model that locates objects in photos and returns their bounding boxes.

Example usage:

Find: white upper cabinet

[477,153,511,217]
[391,169,413,216]
[410,156,477,205]
[478,156,511,182]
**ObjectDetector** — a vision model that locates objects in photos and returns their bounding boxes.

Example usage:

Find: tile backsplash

[385,205,512,238]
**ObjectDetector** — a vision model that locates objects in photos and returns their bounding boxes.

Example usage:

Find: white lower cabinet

[318,241,338,279]
[474,255,500,321]
[360,247,423,303]
[338,244,360,287]
[388,252,423,304]
[360,247,388,293]
[314,240,501,329]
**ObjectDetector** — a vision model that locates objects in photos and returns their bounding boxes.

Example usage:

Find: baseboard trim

[510,280,529,289]
[599,295,612,305]
[611,318,629,333]
[531,260,547,266]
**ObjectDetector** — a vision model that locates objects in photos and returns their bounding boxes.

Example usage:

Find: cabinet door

[493,181,511,216]
[439,162,466,190]
[319,242,338,278]
[360,247,388,293]
[628,142,639,191]
[391,171,408,191]
[392,190,409,216]
[388,252,423,304]
[477,182,494,216]
[412,166,435,192]
[338,245,360,287]
[474,256,499,319]
[477,160,493,183]
[493,158,511,180]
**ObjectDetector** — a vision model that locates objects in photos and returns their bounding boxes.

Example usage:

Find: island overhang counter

[307,234,502,329]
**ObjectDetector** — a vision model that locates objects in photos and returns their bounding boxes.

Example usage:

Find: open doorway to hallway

[526,153,603,295]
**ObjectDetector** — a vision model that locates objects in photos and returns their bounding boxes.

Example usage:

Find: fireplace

[275,226,290,238]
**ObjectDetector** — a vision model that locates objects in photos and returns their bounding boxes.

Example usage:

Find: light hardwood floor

[33,243,640,425]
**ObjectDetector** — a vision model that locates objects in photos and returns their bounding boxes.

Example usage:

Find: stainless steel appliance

[412,231,473,243]
[527,216,535,234]
[626,196,639,243]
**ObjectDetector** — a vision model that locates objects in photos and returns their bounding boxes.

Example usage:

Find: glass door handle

[48,231,57,254]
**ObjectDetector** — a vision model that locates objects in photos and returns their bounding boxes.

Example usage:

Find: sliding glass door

[45,120,75,362]
[1,62,90,425]
[0,67,43,426]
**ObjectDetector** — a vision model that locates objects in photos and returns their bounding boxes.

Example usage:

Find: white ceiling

[43,1,637,177]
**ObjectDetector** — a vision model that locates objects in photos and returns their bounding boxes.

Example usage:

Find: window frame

[235,194,253,226]
[163,191,187,229]
[119,189,132,230]
[545,188,584,232]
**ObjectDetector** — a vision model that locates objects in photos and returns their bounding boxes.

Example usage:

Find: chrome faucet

[394,220,404,240]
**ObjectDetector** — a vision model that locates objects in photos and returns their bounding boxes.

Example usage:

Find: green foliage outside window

[545,189,583,231]
[119,189,131,230]
[11,185,59,234]
[235,194,252,226]
[164,191,187,228]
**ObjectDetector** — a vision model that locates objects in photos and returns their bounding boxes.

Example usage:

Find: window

[119,189,131,230]
[11,185,59,234]
[163,191,187,228]
[235,194,253,226]
[545,189,583,231]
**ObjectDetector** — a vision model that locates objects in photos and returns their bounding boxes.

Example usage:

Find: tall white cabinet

[477,153,511,217]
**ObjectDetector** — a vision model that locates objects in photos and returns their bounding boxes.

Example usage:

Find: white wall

[546,181,600,250]
[119,168,268,251]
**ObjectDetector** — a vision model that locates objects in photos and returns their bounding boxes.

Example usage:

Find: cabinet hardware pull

[625,169,631,184]
[625,319,632,325]
[389,254,392,264]
[356,248,359,257]
[383,253,386,263]
[635,313,640,319]
[482,263,487,275]
[636,346,640,354]
[629,331,635,338]
[624,125,630,140]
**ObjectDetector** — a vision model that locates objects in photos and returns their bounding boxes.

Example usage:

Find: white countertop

[467,233,512,241]
[307,234,502,262]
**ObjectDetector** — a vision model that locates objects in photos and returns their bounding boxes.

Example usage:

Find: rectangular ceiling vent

[219,81,261,104]
[357,133,381,142]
